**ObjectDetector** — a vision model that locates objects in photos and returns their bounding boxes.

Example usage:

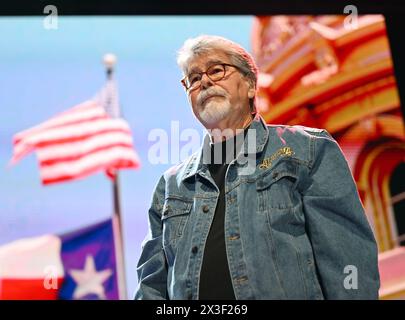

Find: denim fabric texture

[135,115,380,300]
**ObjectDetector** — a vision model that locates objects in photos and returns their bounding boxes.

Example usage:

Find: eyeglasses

[181,63,238,91]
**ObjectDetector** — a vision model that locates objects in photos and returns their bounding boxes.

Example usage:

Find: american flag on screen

[9,80,140,185]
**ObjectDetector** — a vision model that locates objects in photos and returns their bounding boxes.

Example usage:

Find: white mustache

[197,88,228,106]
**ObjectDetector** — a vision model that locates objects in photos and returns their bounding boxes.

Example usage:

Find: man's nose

[200,73,214,90]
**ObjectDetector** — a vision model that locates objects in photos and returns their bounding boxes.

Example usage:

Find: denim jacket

[135,115,380,300]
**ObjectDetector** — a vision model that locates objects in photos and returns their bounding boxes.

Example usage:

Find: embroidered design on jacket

[259,147,294,169]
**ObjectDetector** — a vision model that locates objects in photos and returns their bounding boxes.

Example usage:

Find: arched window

[390,162,405,246]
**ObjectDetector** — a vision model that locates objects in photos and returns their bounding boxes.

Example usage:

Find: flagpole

[103,53,127,300]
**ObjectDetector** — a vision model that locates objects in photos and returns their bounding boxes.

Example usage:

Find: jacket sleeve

[301,130,380,299]
[134,175,168,300]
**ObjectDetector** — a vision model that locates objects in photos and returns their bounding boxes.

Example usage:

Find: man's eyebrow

[188,59,225,74]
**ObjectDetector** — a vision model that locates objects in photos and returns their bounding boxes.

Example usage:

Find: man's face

[185,50,254,129]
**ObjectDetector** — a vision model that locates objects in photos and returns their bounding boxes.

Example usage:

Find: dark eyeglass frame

[180,63,239,91]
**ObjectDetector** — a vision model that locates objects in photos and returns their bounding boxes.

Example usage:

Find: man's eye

[208,66,223,75]
[188,74,201,85]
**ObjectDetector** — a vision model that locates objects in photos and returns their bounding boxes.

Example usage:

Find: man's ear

[248,86,255,99]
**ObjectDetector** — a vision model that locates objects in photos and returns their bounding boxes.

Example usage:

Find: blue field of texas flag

[0,217,125,300]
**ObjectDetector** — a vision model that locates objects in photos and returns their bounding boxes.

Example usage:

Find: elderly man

[135,35,380,300]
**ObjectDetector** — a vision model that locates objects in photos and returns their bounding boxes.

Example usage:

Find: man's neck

[208,113,254,144]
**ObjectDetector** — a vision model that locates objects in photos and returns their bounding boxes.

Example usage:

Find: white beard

[198,98,232,126]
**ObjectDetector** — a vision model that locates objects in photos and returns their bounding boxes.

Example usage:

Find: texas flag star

[69,255,113,299]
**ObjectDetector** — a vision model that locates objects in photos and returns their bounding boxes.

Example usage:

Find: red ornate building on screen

[251,15,405,299]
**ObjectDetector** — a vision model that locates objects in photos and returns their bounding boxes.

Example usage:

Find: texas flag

[0,217,125,300]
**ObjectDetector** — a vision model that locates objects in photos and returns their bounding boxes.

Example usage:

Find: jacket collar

[180,114,269,182]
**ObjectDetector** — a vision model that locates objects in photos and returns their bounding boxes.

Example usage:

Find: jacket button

[163,205,171,216]
[192,246,198,254]
[272,171,279,179]
[229,234,240,240]
[236,276,248,283]
[202,205,209,213]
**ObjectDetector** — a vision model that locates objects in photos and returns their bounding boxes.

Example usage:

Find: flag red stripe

[40,147,140,181]
[0,278,64,300]
[42,158,139,185]
[36,131,133,160]
[13,114,109,146]
[13,114,108,145]
[34,128,132,148]
[39,142,135,166]
[13,102,104,144]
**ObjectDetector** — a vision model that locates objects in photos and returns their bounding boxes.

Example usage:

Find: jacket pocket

[256,159,298,210]
[161,197,193,247]
[264,205,309,298]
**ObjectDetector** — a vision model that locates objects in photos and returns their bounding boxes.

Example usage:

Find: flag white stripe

[36,131,134,161]
[14,101,102,143]
[15,118,131,150]
[0,235,64,278]
[40,146,139,180]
